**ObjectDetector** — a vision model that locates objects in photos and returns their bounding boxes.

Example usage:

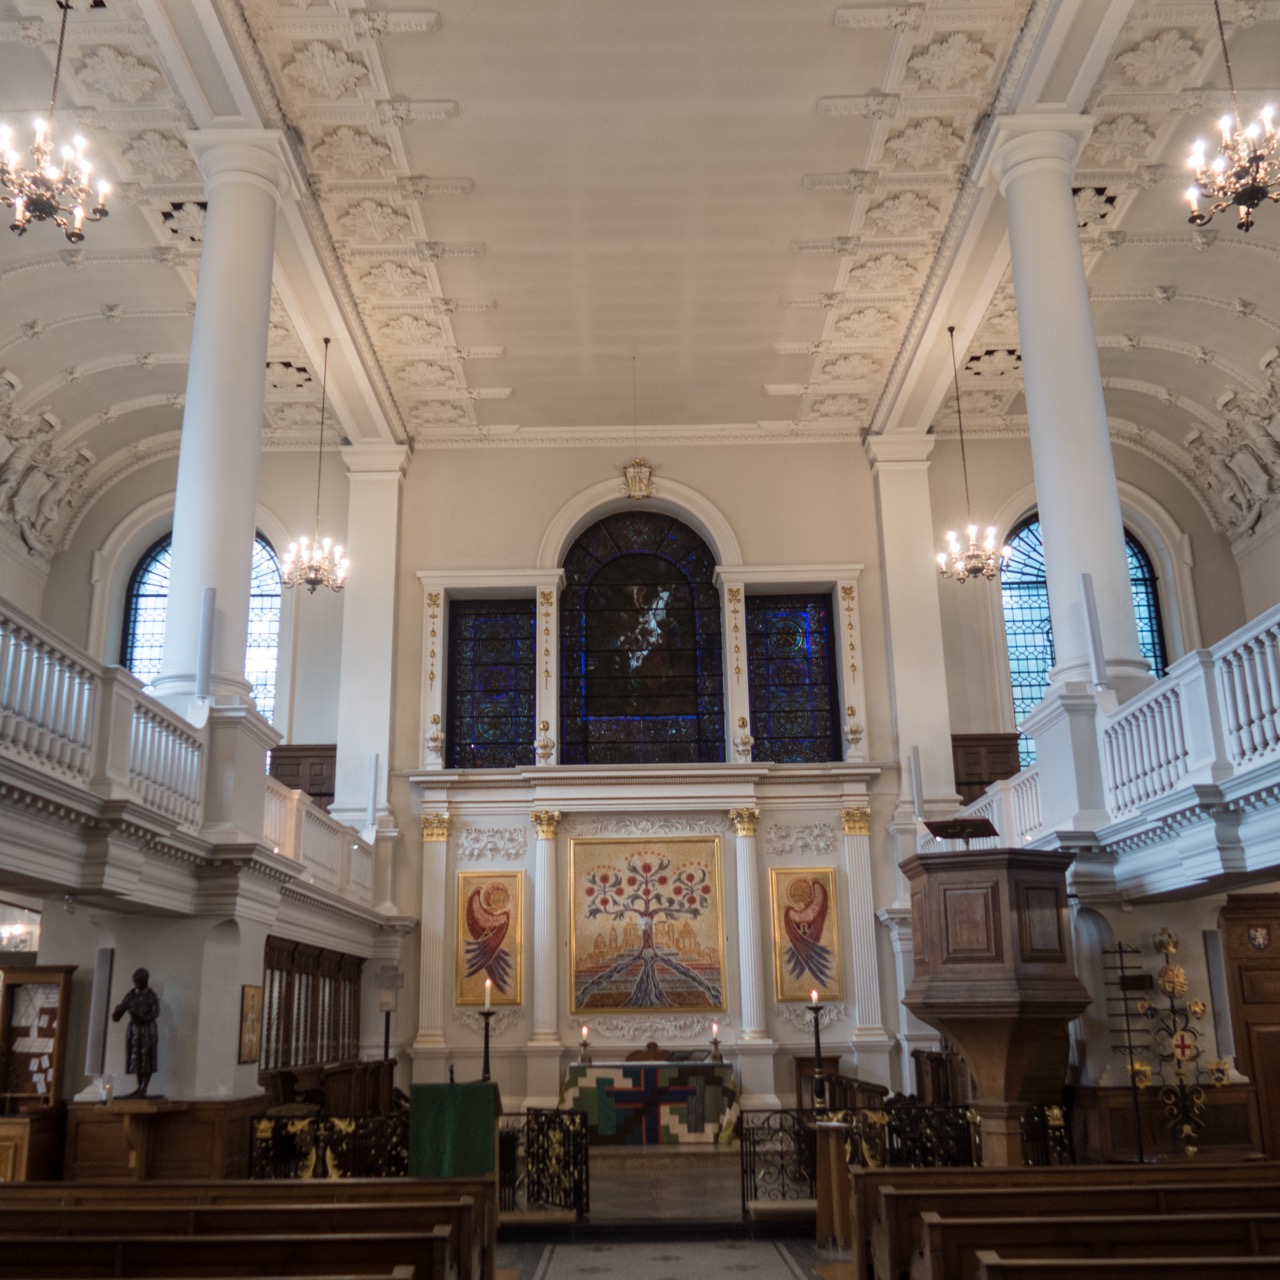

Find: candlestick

[479,1009,495,1081]
[710,1021,722,1064]
[579,1024,591,1065]
[809,992,825,1112]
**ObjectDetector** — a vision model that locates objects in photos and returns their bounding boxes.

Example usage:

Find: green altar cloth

[408,1081,500,1176]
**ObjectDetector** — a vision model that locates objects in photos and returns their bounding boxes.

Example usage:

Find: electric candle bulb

[1220,114,1234,141]
[484,977,492,1009]
[1186,187,1201,211]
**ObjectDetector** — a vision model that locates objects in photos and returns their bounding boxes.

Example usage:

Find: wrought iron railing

[852,1096,981,1168]
[740,1109,816,1212]
[248,1114,408,1178]
[498,1109,589,1217]
[1020,1102,1075,1166]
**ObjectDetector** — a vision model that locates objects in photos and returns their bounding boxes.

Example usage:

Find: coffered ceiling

[0,0,1278,560]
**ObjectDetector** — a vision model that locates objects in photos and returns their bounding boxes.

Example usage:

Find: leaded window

[121,533,283,721]
[746,593,841,763]
[560,511,724,765]
[1000,518,1167,767]
[445,599,537,769]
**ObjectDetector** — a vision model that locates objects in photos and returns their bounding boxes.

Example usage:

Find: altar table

[559,1062,739,1145]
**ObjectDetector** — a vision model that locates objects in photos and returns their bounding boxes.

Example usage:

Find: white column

[729,807,768,1039]
[990,117,1149,697]
[330,445,409,850]
[529,810,562,1041]
[864,437,958,812]
[715,572,754,761]
[153,132,290,715]
[414,812,450,1053]
[840,805,892,1086]
[534,581,562,764]
[875,904,938,1093]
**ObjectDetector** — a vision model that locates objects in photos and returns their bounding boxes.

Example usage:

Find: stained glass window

[1001,518,1167,767]
[746,593,841,763]
[445,599,537,769]
[121,533,283,721]
[561,512,724,765]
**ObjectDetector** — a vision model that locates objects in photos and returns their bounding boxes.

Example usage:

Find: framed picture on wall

[238,984,263,1064]
[455,871,523,1006]
[770,867,844,1002]
[569,836,727,1014]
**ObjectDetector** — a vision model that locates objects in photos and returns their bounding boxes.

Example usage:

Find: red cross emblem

[1171,1031,1197,1060]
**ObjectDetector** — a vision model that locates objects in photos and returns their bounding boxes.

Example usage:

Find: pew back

[976,1252,1280,1280]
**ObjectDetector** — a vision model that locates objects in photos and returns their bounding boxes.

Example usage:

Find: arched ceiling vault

[0,0,1276,560]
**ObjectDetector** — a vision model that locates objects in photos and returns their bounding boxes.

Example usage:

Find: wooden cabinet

[0,963,75,1179]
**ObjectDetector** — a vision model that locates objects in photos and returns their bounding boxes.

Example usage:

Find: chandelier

[0,3,109,243]
[936,326,1010,584]
[1185,0,1279,232]
[282,338,349,594]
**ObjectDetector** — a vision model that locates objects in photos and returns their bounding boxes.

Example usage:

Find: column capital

[982,114,1094,194]
[728,807,760,837]
[530,809,562,839]
[341,442,410,476]
[421,811,451,842]
[187,129,294,202]
[864,434,936,469]
[842,806,871,836]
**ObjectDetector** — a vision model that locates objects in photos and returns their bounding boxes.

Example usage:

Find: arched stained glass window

[560,511,724,765]
[121,534,283,721]
[1000,517,1167,767]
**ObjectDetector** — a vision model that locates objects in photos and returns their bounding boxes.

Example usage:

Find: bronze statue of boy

[111,967,159,1098]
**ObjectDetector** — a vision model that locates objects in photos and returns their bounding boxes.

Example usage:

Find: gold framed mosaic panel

[770,866,844,1002]
[570,836,726,1015]
[455,870,523,1006]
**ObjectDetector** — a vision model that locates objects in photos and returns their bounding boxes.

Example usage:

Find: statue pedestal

[900,847,1091,1166]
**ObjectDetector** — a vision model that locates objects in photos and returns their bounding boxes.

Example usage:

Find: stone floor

[496,1241,854,1280]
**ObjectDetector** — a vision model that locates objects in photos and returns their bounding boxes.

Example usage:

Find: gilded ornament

[530,809,562,839]
[1154,926,1179,955]
[1157,962,1188,998]
[421,812,451,842]
[841,806,871,836]
[728,807,760,837]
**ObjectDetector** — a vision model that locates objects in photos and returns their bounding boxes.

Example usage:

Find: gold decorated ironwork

[842,806,871,836]
[728,806,759,837]
[421,812,451,842]
[530,809,562,839]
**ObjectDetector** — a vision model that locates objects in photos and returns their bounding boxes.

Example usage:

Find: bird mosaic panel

[455,871,523,1006]
[770,867,843,1002]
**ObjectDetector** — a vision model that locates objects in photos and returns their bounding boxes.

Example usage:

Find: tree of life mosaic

[570,837,726,1014]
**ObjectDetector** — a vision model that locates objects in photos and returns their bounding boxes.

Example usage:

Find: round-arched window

[560,511,724,765]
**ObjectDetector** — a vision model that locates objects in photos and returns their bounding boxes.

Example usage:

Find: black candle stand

[478,1009,495,1081]
[809,1000,826,1112]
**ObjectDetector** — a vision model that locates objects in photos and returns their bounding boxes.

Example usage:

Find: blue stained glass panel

[122,534,282,722]
[560,512,724,764]
[1001,519,1167,767]
[446,599,536,769]
[746,593,841,763]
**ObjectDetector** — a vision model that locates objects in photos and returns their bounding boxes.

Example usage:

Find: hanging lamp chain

[313,336,330,541]
[1212,0,1241,129]
[948,325,973,525]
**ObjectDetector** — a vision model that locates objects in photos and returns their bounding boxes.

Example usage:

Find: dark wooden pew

[0,1201,476,1280]
[976,1253,1280,1280]
[0,1177,496,1280]
[875,1175,1280,1280]
[913,1210,1280,1280]
[848,1161,1280,1280]
[0,1230,451,1280]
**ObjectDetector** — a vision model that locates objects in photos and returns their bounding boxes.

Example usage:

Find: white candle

[810,989,820,1006]
[581,1024,589,1041]
[484,977,492,1009]
[711,1022,719,1038]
